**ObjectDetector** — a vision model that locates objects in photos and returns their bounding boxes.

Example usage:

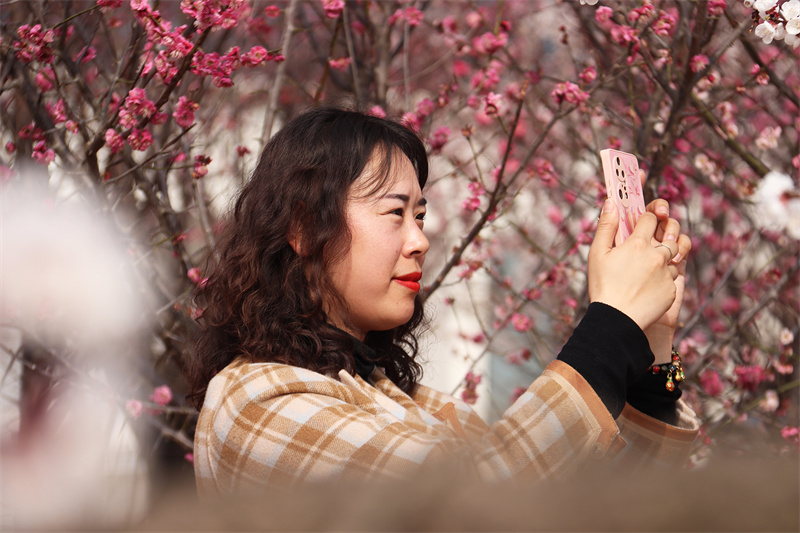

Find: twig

[261,0,300,144]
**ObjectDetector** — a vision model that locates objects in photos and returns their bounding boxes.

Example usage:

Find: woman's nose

[404,222,430,258]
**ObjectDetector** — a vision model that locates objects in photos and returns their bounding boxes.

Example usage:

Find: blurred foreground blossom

[1,178,150,529]
[753,171,800,240]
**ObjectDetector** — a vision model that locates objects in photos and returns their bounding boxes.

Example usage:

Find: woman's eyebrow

[382,193,427,206]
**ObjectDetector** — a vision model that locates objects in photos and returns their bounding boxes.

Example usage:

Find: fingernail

[665,234,677,241]
[602,199,614,214]
[657,206,668,216]
[672,252,682,263]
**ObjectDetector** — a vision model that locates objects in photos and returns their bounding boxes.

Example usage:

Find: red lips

[393,272,422,292]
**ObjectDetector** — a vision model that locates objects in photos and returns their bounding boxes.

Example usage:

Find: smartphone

[600,149,646,246]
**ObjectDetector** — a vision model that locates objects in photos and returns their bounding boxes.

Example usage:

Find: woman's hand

[642,198,692,364]
[587,199,679,332]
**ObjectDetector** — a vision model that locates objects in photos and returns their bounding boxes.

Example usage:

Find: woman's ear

[288,230,303,255]
[288,208,305,255]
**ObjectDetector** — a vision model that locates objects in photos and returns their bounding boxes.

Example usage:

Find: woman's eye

[416,212,426,221]
[390,208,404,216]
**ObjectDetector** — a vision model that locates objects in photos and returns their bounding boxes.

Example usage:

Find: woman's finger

[655,216,681,245]
[646,198,670,220]
[668,263,680,280]
[672,233,692,264]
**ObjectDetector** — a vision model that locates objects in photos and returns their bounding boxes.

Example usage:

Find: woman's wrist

[644,324,674,365]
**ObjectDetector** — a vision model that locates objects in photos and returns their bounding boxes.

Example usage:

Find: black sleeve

[626,372,683,425]
[556,302,654,419]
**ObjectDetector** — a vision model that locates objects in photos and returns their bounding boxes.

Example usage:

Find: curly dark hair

[187,106,429,409]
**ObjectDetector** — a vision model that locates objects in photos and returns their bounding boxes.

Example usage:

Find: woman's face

[327,152,429,340]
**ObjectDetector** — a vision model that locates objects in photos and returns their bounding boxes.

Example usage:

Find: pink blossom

[32,140,56,164]
[505,348,531,366]
[236,145,251,157]
[193,154,211,179]
[651,12,676,37]
[184,452,195,463]
[188,267,203,284]
[181,0,247,31]
[675,138,691,153]
[416,98,435,119]
[510,386,527,404]
[551,81,590,106]
[19,123,44,141]
[322,0,345,19]
[368,105,386,118]
[401,112,421,132]
[130,0,150,12]
[734,365,769,393]
[126,399,144,419]
[465,11,483,29]
[128,128,153,151]
[453,60,470,77]
[690,54,709,73]
[699,369,724,397]
[391,7,424,27]
[511,313,532,332]
[14,23,56,64]
[264,5,280,18]
[72,45,96,64]
[628,4,655,23]
[460,371,482,405]
[610,24,639,47]
[97,0,124,8]
[472,31,507,55]
[150,385,173,406]
[105,129,125,153]
[46,99,67,124]
[428,126,450,153]
[579,65,596,84]
[483,92,503,116]
[125,87,157,118]
[242,46,271,67]
[781,426,800,447]
[173,96,198,128]
[5,142,16,154]
[441,16,458,33]
[463,181,485,212]
[328,57,352,71]
[35,68,55,92]
[707,0,727,16]
[596,6,613,23]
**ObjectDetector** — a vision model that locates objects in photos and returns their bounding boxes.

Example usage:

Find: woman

[189,106,698,497]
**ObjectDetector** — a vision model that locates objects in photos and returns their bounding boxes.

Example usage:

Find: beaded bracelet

[648,349,685,391]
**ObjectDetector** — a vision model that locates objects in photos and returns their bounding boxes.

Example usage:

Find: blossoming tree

[1,0,798,510]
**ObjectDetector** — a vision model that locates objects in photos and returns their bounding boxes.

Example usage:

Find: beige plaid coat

[194,359,699,497]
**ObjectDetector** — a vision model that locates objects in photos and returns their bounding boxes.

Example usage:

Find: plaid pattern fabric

[194,359,699,498]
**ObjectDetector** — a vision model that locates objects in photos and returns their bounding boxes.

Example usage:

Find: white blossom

[785,33,800,47]
[754,171,800,240]
[756,126,782,150]
[782,0,800,20]
[774,22,787,40]
[780,327,795,346]
[786,17,800,35]
[755,21,776,43]
[754,0,779,14]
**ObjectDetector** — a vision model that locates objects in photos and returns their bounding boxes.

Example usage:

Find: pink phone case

[600,149,646,246]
